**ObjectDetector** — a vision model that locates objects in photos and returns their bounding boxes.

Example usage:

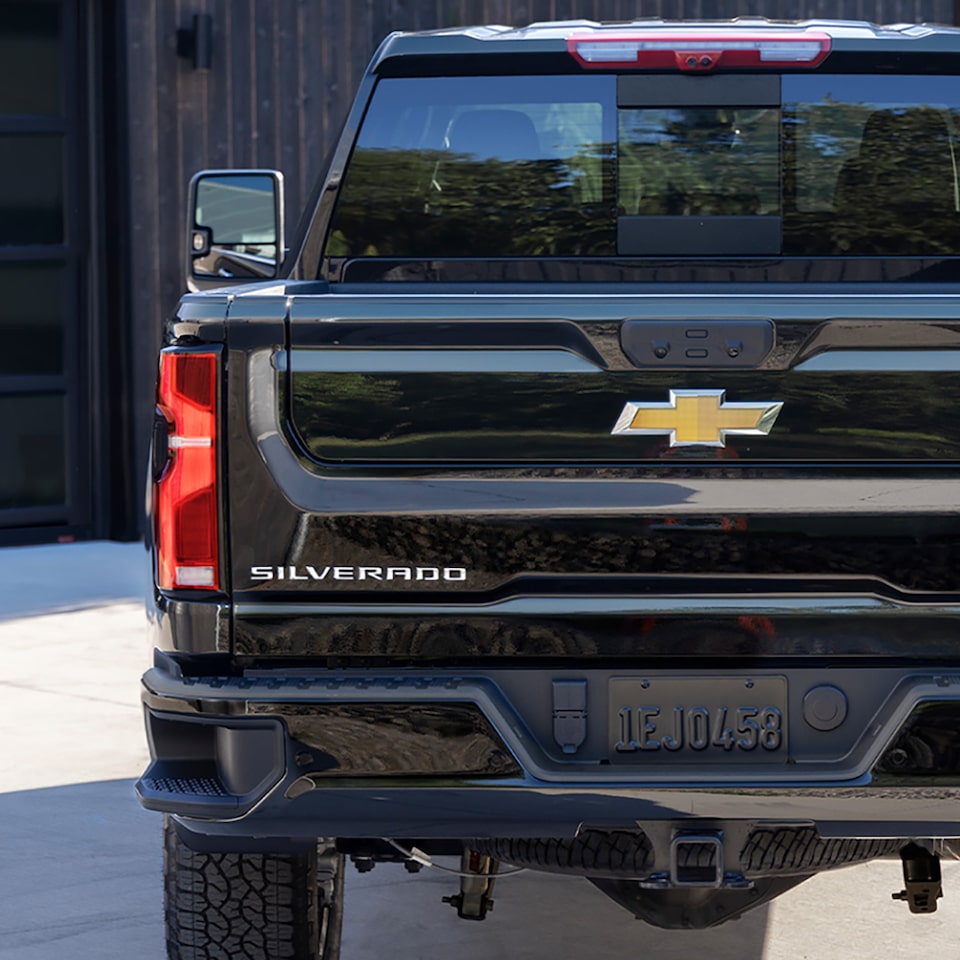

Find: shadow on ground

[0,780,163,960]
[0,779,774,960]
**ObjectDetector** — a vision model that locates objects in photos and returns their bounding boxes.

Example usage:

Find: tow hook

[442,850,498,920]
[892,843,943,913]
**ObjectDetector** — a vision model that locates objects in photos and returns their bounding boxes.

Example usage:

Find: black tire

[163,817,343,960]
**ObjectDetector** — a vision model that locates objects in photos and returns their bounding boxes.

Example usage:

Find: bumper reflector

[175,565,216,587]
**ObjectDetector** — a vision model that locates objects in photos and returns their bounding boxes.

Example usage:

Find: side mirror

[186,170,284,289]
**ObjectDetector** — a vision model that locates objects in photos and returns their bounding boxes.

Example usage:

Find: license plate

[609,676,787,763]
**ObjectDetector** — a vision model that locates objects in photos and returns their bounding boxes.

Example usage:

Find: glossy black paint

[232,610,960,661]
[247,702,520,778]
[234,511,960,597]
[285,299,960,465]
[291,368,960,462]
[150,595,230,655]
[281,303,960,367]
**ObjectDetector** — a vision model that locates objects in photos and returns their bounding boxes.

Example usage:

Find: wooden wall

[123,0,956,474]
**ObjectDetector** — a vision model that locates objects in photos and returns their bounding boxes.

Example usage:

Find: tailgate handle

[620,319,773,369]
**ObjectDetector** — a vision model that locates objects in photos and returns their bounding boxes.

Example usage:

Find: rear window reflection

[327,73,960,260]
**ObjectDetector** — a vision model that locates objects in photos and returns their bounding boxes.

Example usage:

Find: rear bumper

[137,664,960,840]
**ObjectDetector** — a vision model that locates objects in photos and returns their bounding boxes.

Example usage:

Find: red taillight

[155,349,220,590]
[566,32,831,71]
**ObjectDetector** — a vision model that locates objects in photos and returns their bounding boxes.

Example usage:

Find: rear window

[326,76,615,258]
[325,73,960,259]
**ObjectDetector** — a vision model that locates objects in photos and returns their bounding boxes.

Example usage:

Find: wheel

[163,816,343,959]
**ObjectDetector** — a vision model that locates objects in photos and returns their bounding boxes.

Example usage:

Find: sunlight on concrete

[0,604,150,792]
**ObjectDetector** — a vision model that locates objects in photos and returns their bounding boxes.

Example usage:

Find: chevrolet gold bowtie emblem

[612,389,783,447]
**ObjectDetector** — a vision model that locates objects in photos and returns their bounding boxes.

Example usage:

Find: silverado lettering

[249,565,468,582]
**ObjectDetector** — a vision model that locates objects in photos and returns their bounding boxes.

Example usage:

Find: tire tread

[163,818,331,960]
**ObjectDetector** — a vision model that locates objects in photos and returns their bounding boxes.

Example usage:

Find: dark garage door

[0,1,91,538]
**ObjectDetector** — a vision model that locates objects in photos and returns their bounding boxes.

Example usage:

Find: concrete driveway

[0,543,956,959]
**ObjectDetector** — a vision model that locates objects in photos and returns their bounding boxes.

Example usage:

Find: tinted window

[328,74,960,262]
[784,75,960,255]
[618,107,779,216]
[327,76,616,258]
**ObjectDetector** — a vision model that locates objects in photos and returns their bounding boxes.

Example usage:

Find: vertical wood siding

[124,0,956,472]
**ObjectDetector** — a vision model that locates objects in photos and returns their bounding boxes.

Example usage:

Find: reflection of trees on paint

[290,369,960,461]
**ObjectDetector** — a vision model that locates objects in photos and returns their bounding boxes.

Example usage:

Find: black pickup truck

[140,17,960,958]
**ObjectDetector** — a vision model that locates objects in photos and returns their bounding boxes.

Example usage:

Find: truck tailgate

[225,289,960,614]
